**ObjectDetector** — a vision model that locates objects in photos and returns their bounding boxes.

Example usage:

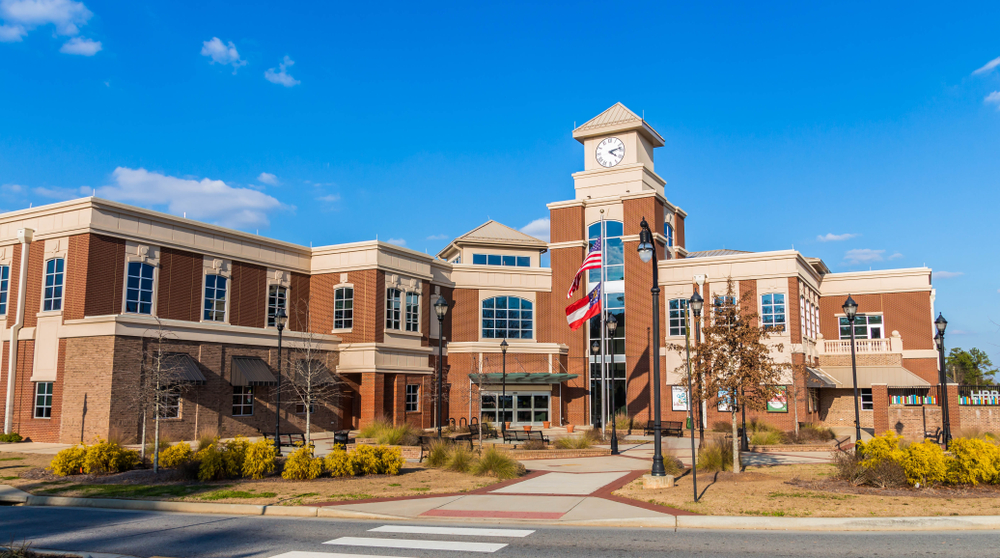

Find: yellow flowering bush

[158,443,193,468]
[946,437,1000,485]
[195,443,227,481]
[242,439,277,479]
[82,438,140,474]
[49,445,87,476]
[281,445,323,480]
[901,440,947,486]
[324,448,356,477]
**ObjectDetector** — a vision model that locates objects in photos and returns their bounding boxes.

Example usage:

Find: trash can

[333,430,349,446]
[686,417,693,430]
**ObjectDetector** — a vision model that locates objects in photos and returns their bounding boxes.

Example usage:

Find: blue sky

[1,1,998,362]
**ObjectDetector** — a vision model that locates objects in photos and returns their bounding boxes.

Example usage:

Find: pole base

[642,474,675,489]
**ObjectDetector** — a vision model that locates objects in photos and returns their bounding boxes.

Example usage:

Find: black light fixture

[607,313,619,455]
[637,217,667,477]
[935,313,951,446]
[500,338,509,433]
[590,340,601,429]
[842,295,862,444]
[434,295,448,438]
[687,291,703,502]
[273,308,287,456]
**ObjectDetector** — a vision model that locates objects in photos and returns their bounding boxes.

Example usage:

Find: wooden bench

[469,423,499,439]
[644,421,684,437]
[262,432,307,448]
[418,434,474,450]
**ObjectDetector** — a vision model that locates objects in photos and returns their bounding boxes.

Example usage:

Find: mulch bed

[786,477,1000,499]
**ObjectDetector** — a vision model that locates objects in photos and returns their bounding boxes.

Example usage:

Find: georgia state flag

[565,282,602,331]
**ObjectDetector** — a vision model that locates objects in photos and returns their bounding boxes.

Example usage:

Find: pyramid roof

[572,102,665,146]
[437,220,547,260]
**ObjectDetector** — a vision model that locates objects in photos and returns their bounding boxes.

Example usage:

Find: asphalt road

[0,506,994,558]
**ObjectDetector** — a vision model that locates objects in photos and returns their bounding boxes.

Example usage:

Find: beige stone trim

[448,341,568,354]
[336,342,433,375]
[451,265,551,292]
[819,268,933,296]
[30,314,60,382]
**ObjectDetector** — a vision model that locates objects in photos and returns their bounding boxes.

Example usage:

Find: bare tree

[283,329,341,446]
[687,279,788,473]
[134,319,190,473]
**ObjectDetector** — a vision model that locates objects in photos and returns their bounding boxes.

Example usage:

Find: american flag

[566,236,602,299]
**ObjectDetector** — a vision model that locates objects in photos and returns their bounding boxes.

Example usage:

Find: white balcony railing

[820,333,902,355]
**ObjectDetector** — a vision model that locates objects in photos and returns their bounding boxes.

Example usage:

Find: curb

[31,549,139,558]
[23,495,265,516]
[675,515,1000,531]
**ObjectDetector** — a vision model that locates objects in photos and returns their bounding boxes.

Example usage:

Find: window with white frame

[665,223,674,247]
[267,285,287,327]
[482,296,533,339]
[813,305,819,339]
[34,382,52,418]
[761,293,786,331]
[861,388,873,410]
[125,262,155,315]
[712,295,736,326]
[405,292,419,332]
[668,298,688,337]
[386,288,401,330]
[839,314,883,340]
[204,274,228,321]
[405,384,419,412]
[0,265,9,315]
[43,258,64,311]
[232,386,254,416]
[800,297,807,338]
[334,287,353,329]
[158,390,180,419]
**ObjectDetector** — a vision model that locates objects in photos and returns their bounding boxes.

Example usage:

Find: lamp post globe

[273,308,287,456]
[434,296,448,437]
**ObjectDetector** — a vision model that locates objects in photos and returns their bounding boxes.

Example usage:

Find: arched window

[125,262,154,314]
[482,296,533,339]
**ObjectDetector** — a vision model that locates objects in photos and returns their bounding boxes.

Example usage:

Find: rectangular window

[800,297,807,338]
[386,288,401,330]
[295,402,316,414]
[204,274,228,322]
[43,258,64,311]
[472,254,487,265]
[334,287,354,329]
[668,298,688,337]
[405,292,419,332]
[761,293,786,331]
[487,254,501,266]
[0,265,9,315]
[158,391,180,419]
[267,285,287,327]
[34,382,52,418]
[516,256,530,267]
[502,255,516,266]
[839,314,883,340]
[861,388,873,411]
[405,384,419,412]
[232,386,254,416]
[125,262,155,314]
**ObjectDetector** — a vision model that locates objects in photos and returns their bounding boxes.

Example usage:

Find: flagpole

[599,210,608,435]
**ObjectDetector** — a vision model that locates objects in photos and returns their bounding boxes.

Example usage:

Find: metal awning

[806,367,840,389]
[163,353,207,385]
[294,359,337,385]
[231,356,278,386]
[817,366,930,389]
[468,373,578,385]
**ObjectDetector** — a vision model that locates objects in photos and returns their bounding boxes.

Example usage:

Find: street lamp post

[687,292,703,502]
[273,308,287,456]
[607,313,619,455]
[500,339,509,433]
[591,340,601,429]
[637,217,666,477]
[842,295,863,444]
[434,295,449,438]
[935,313,950,447]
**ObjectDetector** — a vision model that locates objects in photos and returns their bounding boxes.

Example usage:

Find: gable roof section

[437,220,547,260]
[572,102,665,146]
[686,249,753,259]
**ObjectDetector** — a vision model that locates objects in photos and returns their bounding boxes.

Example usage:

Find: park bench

[502,429,550,444]
[469,422,499,439]
[644,421,684,437]
[923,427,942,444]
[262,432,307,448]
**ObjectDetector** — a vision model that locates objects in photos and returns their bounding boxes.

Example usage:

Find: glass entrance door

[482,392,549,426]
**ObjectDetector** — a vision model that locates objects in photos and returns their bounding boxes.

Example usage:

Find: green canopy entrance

[468,372,578,385]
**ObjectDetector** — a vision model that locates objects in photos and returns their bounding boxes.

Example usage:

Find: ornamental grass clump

[697,437,733,472]
[446,445,475,473]
[555,436,591,450]
[472,447,525,480]
[359,417,420,446]
[282,445,324,480]
[425,439,451,468]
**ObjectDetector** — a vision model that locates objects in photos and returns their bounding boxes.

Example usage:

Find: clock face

[595,137,625,168]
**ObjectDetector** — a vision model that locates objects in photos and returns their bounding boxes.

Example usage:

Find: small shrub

[83,439,140,474]
[901,440,947,486]
[697,437,733,472]
[798,423,835,442]
[425,440,452,468]
[583,428,603,443]
[446,445,475,473]
[473,447,525,480]
[373,445,405,475]
[196,444,227,481]
[631,418,648,430]
[243,439,277,479]
[349,444,402,476]
[614,412,632,432]
[555,436,591,450]
[747,418,781,435]
[663,455,685,476]
[861,458,908,488]
[222,436,251,478]
[856,432,905,467]
[711,421,731,433]
[521,439,546,451]
[324,448,356,477]
[158,443,193,468]
[833,450,866,486]
[49,445,87,476]
[359,417,421,446]
[282,446,324,480]
[946,437,999,485]
[0,433,23,443]
[749,430,785,445]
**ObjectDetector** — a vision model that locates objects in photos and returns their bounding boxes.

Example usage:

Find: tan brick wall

[60,336,115,443]
[788,278,801,344]
[818,388,874,429]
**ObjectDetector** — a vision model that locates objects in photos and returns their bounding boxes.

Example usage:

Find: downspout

[4,228,34,434]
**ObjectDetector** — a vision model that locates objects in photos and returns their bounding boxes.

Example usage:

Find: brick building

[0,103,953,443]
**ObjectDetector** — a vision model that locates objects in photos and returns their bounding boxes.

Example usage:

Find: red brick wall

[158,247,202,322]
[548,201,587,425]
[64,234,90,321]
[288,272,311,332]
[309,269,380,342]
[872,384,889,434]
[819,291,933,350]
[21,243,44,329]
[675,214,686,252]
[452,288,479,342]
[550,206,584,244]
[230,261,266,328]
[84,234,125,318]
[739,279,757,320]
[0,339,63,442]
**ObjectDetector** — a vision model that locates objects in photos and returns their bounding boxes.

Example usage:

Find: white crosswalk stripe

[324,536,507,553]
[271,553,416,558]
[368,525,535,538]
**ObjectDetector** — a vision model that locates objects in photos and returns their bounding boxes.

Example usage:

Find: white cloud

[200,37,246,74]
[386,238,406,247]
[97,167,282,230]
[59,35,99,55]
[973,56,1000,75]
[888,252,903,260]
[257,172,278,186]
[817,232,858,242]
[844,248,884,265]
[264,55,300,87]
[986,91,1000,109]
[316,194,340,203]
[426,234,449,240]
[1,183,25,193]
[0,23,25,41]
[520,217,550,242]
[934,271,964,279]
[34,185,89,199]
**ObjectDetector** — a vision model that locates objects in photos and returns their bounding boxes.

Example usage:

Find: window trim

[333,285,354,332]
[42,257,65,312]
[386,288,402,330]
[0,264,9,316]
[404,291,420,333]
[157,390,181,419]
[203,273,229,323]
[837,313,885,340]
[405,384,420,413]
[760,292,786,332]
[667,298,688,337]
[33,381,53,419]
[124,261,156,315]
[266,284,288,328]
